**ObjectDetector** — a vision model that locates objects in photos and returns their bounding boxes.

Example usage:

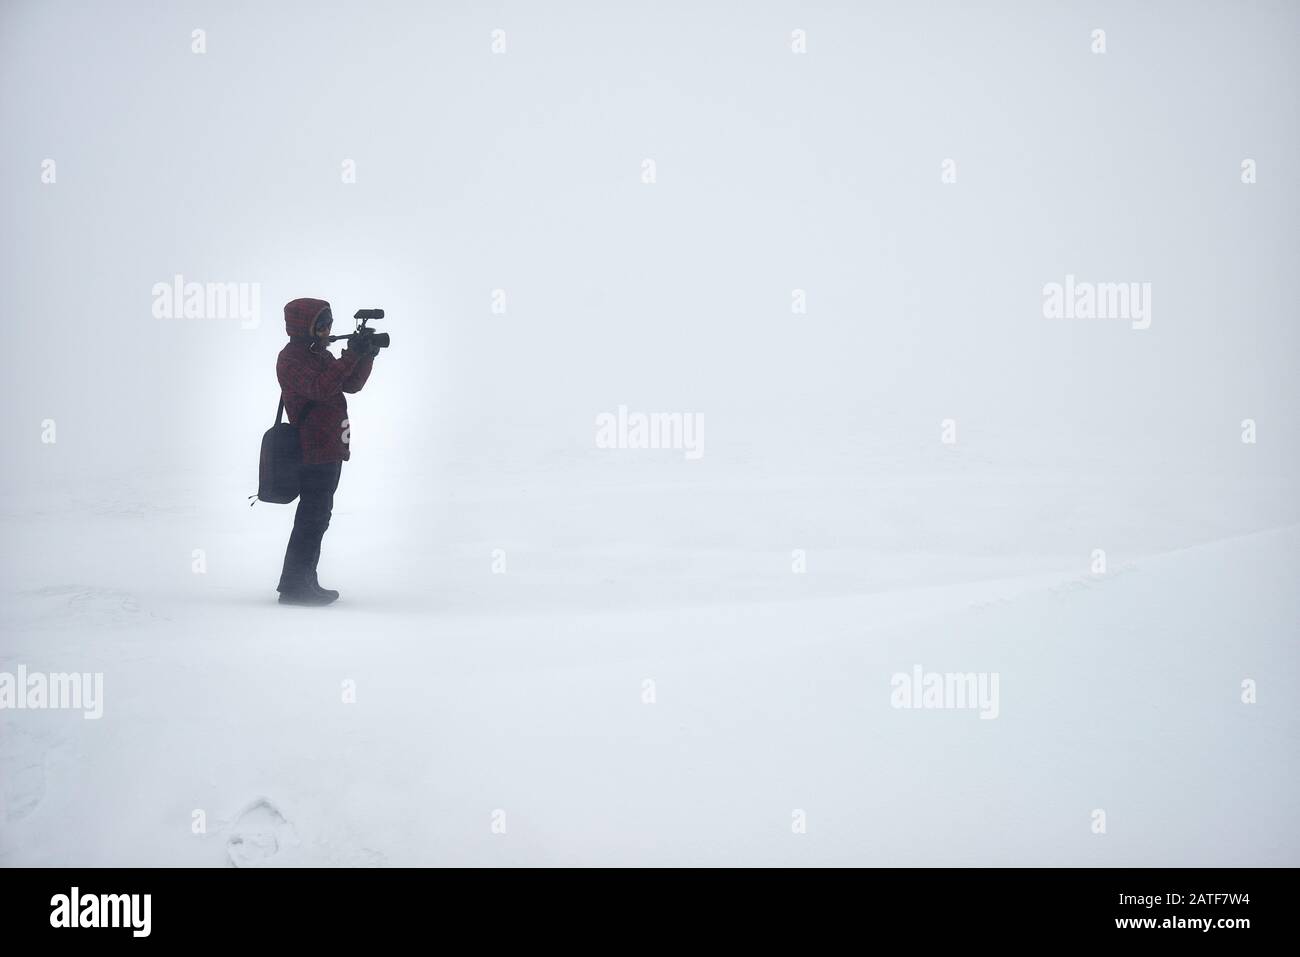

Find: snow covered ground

[2,441,1296,867]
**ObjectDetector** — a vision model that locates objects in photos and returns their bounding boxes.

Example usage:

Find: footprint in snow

[225,798,297,868]
[21,585,149,626]
[0,726,47,823]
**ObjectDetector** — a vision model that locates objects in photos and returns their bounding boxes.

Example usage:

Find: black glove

[347,329,380,359]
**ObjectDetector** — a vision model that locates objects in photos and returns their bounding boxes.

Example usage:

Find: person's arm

[341,351,374,394]
[277,349,361,401]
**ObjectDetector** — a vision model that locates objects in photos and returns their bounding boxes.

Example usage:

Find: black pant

[278,461,342,592]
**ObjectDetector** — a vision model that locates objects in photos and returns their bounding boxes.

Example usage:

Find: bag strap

[275,396,316,429]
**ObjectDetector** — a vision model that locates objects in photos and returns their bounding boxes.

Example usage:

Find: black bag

[251,397,314,505]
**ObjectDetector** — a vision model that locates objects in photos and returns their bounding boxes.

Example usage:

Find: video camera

[328,308,391,352]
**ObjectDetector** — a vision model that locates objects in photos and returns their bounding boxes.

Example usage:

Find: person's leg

[278,462,341,594]
[308,462,342,590]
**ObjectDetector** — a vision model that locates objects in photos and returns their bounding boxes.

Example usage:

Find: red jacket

[277,298,374,464]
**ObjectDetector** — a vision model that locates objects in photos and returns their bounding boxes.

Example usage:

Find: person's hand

[345,330,379,359]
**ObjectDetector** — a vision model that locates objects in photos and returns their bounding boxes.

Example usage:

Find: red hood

[284,297,331,338]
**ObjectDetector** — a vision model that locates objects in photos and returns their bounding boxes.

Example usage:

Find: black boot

[278,567,338,606]
[308,570,340,603]
[278,581,339,606]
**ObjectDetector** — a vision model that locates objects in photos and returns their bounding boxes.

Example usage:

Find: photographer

[274,297,379,605]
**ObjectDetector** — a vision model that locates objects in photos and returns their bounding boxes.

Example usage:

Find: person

[275,297,379,605]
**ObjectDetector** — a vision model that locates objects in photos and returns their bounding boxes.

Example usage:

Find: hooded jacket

[277,298,374,464]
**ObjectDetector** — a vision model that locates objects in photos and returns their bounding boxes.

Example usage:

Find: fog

[2,0,1296,865]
